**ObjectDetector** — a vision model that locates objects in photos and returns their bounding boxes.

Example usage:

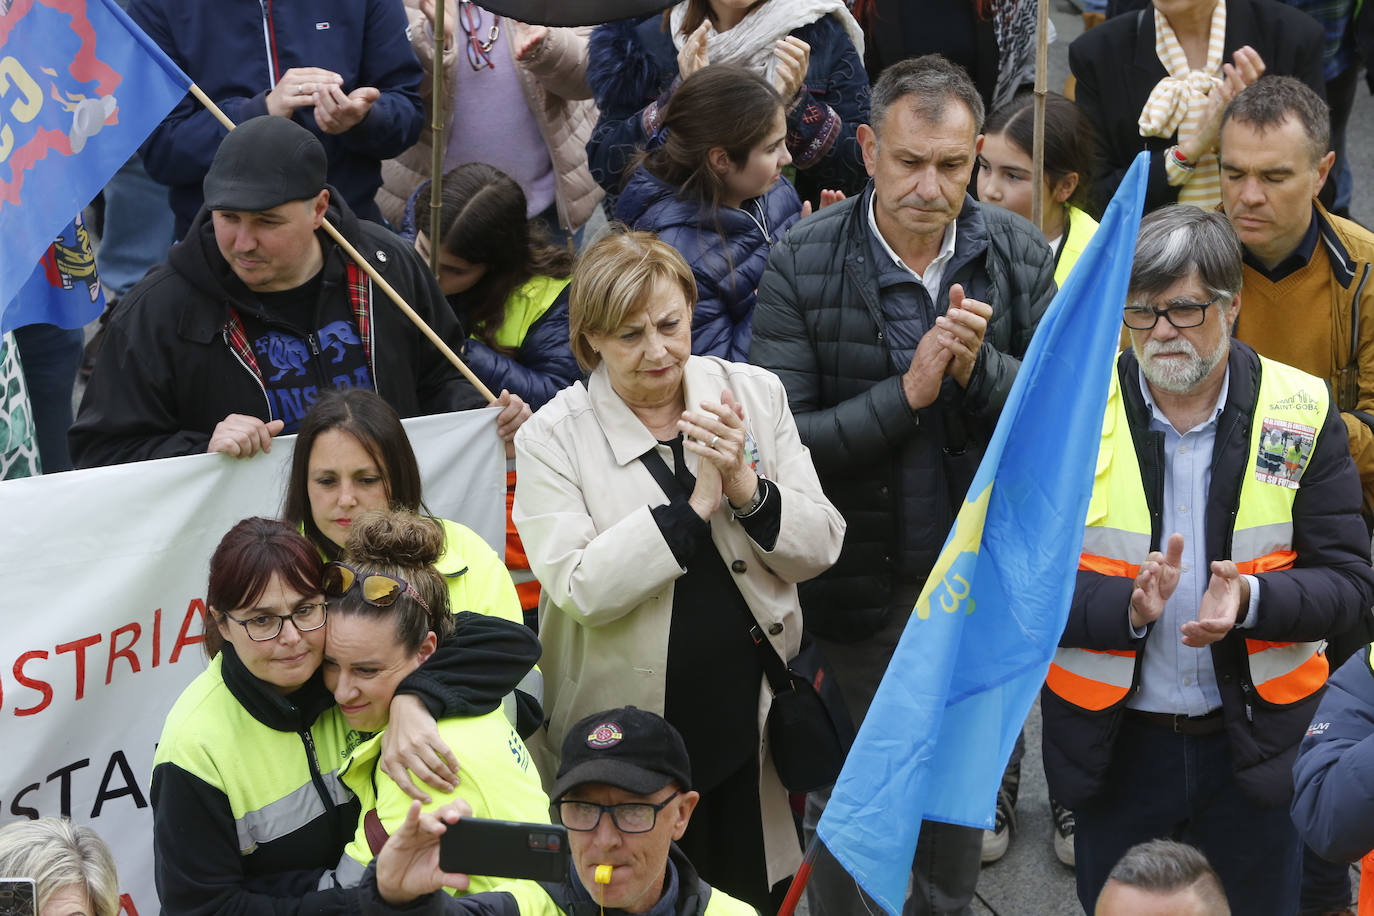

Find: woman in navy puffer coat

[616,66,802,361]
[588,1,869,210]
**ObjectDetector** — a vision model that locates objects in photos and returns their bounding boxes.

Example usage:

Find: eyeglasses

[223,603,327,641]
[1122,294,1222,330]
[459,1,499,71]
[557,792,680,834]
[322,562,430,614]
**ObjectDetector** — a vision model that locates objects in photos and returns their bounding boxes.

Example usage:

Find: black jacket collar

[218,643,335,733]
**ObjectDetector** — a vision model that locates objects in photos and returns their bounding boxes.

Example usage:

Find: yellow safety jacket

[337,706,551,892]
[1047,354,1333,713]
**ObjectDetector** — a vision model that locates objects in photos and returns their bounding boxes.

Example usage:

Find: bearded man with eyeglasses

[1041,204,1374,916]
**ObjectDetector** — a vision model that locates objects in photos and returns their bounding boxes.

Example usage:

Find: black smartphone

[0,879,36,916]
[438,818,568,883]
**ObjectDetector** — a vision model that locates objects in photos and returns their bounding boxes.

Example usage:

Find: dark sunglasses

[322,562,430,613]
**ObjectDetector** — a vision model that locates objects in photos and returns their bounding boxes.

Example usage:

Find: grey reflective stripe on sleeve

[235,772,352,853]
[517,668,544,706]
[509,567,538,587]
[328,853,368,890]
[502,692,517,727]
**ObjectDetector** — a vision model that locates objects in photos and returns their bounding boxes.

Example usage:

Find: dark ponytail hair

[205,517,322,659]
[335,508,453,652]
[423,163,573,352]
[983,92,1096,211]
[636,64,786,211]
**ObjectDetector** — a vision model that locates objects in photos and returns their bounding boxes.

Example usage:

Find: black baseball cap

[553,707,693,801]
[203,116,327,212]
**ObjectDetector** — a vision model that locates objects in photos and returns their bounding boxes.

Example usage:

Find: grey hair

[1220,75,1330,166]
[1106,839,1230,914]
[869,54,985,140]
[0,818,120,916]
[1129,206,1243,304]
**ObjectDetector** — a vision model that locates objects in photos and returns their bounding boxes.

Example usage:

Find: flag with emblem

[815,152,1152,916]
[0,0,190,332]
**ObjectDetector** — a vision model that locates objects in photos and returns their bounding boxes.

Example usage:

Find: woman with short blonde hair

[0,817,119,916]
[515,228,845,911]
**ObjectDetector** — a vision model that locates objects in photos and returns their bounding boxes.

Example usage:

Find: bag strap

[639,446,690,500]
[637,448,794,696]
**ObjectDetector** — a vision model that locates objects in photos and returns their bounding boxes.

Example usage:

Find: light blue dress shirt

[1129,367,1262,715]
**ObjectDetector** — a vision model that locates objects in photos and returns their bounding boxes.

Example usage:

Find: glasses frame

[223,602,328,642]
[322,562,431,614]
[557,791,681,835]
[1122,293,1223,330]
[459,0,499,71]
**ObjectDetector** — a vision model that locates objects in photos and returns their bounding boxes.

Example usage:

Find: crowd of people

[4,0,1374,914]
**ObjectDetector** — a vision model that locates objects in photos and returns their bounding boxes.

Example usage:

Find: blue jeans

[1074,715,1302,915]
[96,150,173,297]
[12,323,83,473]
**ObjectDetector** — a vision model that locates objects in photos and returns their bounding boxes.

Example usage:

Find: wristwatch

[729,481,766,518]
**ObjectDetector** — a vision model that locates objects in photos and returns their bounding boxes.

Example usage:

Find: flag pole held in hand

[185,82,497,405]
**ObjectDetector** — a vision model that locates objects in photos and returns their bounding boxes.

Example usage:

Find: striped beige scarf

[1137,0,1227,208]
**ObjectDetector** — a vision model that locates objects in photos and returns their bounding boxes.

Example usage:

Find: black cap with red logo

[553,706,693,801]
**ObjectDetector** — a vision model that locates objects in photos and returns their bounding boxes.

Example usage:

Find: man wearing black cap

[71,117,526,468]
[353,707,758,916]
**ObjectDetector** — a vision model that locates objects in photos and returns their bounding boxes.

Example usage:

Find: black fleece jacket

[70,190,484,468]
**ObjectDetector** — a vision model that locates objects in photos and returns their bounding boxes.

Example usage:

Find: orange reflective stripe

[515,579,540,613]
[1047,660,1132,712]
[1252,650,1329,705]
[1078,552,1142,578]
[1361,853,1374,916]
[1234,550,1297,574]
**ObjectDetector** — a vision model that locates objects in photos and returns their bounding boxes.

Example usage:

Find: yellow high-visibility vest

[1047,355,1332,712]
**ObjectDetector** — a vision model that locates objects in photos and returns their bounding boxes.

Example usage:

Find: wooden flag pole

[1031,0,1050,232]
[428,0,447,276]
[186,82,497,404]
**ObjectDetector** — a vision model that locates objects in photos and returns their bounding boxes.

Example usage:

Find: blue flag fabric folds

[5,214,106,335]
[815,151,1152,916]
[0,0,189,332]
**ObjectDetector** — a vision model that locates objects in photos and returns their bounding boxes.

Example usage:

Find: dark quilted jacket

[750,187,1056,640]
[586,13,870,208]
[616,166,802,361]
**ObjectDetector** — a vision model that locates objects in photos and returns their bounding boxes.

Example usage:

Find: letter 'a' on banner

[0,0,190,333]
[814,151,1152,916]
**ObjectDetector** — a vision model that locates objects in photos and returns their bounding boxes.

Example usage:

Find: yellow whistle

[595,865,613,885]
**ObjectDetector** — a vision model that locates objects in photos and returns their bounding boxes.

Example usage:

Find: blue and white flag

[815,152,1152,916]
[0,0,188,330]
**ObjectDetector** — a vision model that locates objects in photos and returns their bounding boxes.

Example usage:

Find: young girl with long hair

[616,65,802,360]
[977,91,1099,287]
[409,163,579,410]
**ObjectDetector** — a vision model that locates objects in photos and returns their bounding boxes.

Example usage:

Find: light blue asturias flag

[815,151,1152,916]
[0,0,190,332]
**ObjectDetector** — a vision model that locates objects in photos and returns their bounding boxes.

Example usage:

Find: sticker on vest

[1255,418,1316,489]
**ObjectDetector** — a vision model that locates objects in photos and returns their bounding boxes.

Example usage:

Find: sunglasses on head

[321,561,430,613]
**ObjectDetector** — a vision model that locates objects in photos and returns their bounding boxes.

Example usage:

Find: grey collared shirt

[1129,367,1262,715]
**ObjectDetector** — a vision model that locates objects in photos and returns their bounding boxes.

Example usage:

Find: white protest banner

[0,408,504,914]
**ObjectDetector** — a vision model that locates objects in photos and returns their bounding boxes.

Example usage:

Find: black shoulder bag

[638,445,855,793]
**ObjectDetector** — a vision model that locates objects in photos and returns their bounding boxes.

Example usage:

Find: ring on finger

[709,435,719,449]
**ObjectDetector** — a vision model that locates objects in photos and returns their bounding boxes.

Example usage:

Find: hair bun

[344,508,444,568]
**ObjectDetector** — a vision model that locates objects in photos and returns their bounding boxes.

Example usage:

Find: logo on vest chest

[1255,418,1317,489]
[1268,391,1322,413]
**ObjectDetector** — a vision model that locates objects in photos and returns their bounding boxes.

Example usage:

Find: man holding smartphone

[356,706,758,916]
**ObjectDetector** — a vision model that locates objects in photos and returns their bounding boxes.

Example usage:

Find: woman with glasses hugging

[323,507,550,894]
[150,517,539,914]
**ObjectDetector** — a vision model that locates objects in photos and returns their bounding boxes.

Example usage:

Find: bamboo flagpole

[1031,0,1050,231]
[428,0,447,276]
[186,83,497,404]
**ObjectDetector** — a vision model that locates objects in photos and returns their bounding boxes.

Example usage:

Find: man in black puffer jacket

[750,56,1055,916]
